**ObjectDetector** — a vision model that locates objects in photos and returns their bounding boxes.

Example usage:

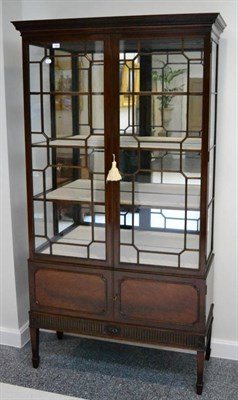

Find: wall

[0,0,29,347]
[1,0,237,359]
[0,0,18,345]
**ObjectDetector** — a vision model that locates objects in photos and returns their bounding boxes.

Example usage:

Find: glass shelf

[35,178,200,210]
[33,134,201,152]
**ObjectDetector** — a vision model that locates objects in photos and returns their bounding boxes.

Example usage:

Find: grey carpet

[0,332,237,399]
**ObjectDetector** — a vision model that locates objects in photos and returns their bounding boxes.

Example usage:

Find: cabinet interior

[30,36,210,270]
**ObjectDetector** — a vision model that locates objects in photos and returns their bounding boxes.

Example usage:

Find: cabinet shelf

[40,224,199,269]
[34,135,201,152]
[35,179,200,210]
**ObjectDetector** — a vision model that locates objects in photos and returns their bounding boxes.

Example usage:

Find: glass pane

[206,40,217,262]
[211,41,218,94]
[208,147,214,204]
[29,45,45,62]
[188,95,203,133]
[30,41,106,261]
[206,203,214,259]
[30,95,42,132]
[119,37,203,270]
[209,41,218,150]
[30,63,40,92]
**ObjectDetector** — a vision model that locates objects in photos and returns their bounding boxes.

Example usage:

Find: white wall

[0,0,18,344]
[1,0,237,359]
[0,0,29,347]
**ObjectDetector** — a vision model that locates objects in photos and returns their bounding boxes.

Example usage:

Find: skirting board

[0,325,237,361]
[0,322,29,348]
[211,338,238,360]
[0,383,87,400]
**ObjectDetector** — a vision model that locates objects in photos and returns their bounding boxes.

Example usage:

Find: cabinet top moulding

[12,13,226,37]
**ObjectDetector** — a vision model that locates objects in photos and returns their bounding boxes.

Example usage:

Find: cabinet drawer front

[115,274,203,328]
[34,268,111,318]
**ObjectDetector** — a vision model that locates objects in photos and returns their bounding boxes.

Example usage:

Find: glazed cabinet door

[117,36,208,272]
[25,33,214,273]
[26,38,113,265]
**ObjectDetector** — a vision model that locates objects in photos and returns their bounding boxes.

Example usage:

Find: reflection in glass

[119,37,203,269]
[30,41,106,260]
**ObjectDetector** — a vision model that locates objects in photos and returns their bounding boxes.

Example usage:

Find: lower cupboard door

[113,272,205,330]
[32,266,114,320]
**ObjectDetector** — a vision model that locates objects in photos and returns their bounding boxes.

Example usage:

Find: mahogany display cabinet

[13,13,226,394]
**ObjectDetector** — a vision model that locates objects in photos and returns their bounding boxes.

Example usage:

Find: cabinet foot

[205,347,211,361]
[30,327,40,369]
[196,382,203,395]
[56,331,64,340]
[205,317,213,361]
[196,350,204,395]
[32,356,40,368]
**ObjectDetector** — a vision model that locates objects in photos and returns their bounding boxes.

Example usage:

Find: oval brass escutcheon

[104,325,121,336]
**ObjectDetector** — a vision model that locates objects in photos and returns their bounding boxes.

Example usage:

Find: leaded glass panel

[29,41,106,260]
[119,37,204,269]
